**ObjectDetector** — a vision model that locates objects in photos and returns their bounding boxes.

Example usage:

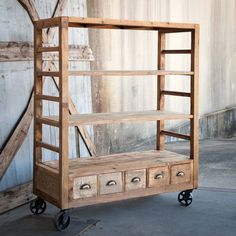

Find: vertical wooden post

[157,31,166,150]
[59,17,69,209]
[33,24,43,193]
[190,25,199,189]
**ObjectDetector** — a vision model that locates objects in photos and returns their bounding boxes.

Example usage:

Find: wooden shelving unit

[32,16,199,231]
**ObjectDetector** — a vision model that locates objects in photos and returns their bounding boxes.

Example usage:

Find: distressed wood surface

[0,182,34,214]
[44,150,190,176]
[47,110,193,126]
[66,17,196,30]
[0,42,94,62]
[67,70,193,76]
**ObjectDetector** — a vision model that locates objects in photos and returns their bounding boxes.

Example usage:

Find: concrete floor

[1,139,236,236]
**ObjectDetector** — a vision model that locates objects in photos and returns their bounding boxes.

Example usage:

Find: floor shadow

[1,214,99,236]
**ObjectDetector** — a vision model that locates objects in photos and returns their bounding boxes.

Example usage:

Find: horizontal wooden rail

[35,94,60,102]
[67,17,196,31]
[161,130,190,140]
[46,110,193,126]
[161,49,192,54]
[37,46,60,52]
[37,71,60,77]
[36,117,60,127]
[36,141,60,153]
[68,70,194,77]
[161,90,191,97]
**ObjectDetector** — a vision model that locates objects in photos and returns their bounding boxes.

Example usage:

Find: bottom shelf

[35,150,194,208]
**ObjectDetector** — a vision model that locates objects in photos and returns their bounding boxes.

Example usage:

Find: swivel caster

[30,197,47,215]
[54,210,70,231]
[178,190,193,206]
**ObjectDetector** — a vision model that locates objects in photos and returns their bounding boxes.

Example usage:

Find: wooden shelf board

[43,150,191,176]
[46,110,192,126]
[67,17,196,31]
[68,70,194,77]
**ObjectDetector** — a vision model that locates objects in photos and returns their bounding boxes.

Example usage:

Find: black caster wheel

[30,197,47,215]
[178,190,193,206]
[54,210,70,231]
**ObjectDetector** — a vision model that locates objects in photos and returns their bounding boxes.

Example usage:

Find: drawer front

[148,166,169,188]
[99,172,123,195]
[125,169,146,191]
[171,164,192,185]
[73,175,97,199]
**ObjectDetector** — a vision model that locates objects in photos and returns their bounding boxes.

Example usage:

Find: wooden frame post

[157,31,166,150]
[59,17,69,209]
[190,25,199,188]
[33,26,43,193]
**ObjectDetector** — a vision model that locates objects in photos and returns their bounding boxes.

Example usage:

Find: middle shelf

[44,110,193,126]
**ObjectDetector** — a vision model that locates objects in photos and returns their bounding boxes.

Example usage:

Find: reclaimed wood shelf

[67,70,194,76]
[45,110,193,126]
[44,150,191,175]
[33,16,199,230]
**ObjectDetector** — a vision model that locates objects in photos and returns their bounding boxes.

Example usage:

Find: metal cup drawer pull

[155,173,164,180]
[80,184,91,190]
[176,171,185,177]
[131,177,141,183]
[106,180,117,186]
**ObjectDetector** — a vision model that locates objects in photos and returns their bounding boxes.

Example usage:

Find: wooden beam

[67,70,193,77]
[161,90,191,97]
[0,42,94,62]
[17,0,40,22]
[190,25,200,189]
[156,32,166,150]
[0,91,34,180]
[161,49,191,54]
[161,130,191,140]
[0,182,34,214]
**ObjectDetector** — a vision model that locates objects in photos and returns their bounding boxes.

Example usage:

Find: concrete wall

[87,0,236,155]
[0,0,92,191]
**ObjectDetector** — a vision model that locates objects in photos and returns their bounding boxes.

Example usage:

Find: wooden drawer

[73,175,97,199]
[148,166,169,188]
[125,169,146,191]
[99,172,123,195]
[171,164,192,185]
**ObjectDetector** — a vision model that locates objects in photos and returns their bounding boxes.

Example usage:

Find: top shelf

[35,17,198,32]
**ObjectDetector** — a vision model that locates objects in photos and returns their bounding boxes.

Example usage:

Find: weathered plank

[68,70,193,76]
[47,110,193,126]
[0,42,94,62]
[0,182,34,214]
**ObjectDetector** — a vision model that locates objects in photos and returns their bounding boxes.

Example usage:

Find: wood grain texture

[47,110,193,126]
[58,17,69,209]
[72,175,97,199]
[68,70,193,76]
[170,163,192,185]
[148,166,169,188]
[36,164,59,201]
[0,182,34,214]
[44,150,191,177]
[190,25,200,189]
[66,17,196,30]
[156,32,166,150]
[0,41,94,62]
[125,169,146,191]
[99,172,123,195]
